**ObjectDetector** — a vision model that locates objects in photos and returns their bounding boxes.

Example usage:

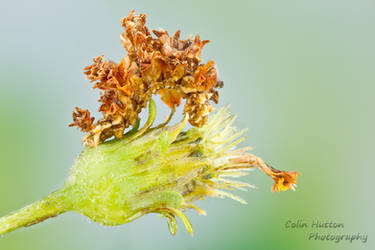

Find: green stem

[151,106,175,131]
[0,189,70,236]
[130,99,156,141]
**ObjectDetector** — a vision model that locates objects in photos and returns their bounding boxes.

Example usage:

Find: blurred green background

[0,0,374,249]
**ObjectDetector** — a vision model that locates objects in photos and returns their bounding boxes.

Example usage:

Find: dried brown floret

[82,116,126,147]
[184,92,214,127]
[69,107,94,132]
[83,56,117,84]
[71,11,223,146]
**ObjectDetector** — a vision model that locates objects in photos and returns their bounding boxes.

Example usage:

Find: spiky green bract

[0,107,254,236]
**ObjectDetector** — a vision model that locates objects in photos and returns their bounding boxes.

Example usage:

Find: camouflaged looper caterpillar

[0,11,299,236]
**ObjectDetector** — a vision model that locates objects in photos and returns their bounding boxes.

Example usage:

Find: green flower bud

[0,103,258,236]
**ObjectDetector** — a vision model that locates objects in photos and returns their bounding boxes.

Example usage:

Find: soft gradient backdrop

[0,1,374,249]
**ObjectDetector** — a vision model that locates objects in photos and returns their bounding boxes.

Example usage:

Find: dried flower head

[0,11,300,237]
[69,11,222,147]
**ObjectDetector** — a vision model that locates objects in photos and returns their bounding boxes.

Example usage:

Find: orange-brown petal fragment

[271,171,300,193]
[186,35,210,63]
[193,61,218,91]
[159,89,182,108]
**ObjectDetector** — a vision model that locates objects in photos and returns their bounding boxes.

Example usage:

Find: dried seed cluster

[69,11,222,146]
